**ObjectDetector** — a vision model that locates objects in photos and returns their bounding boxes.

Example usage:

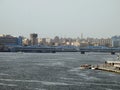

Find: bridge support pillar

[81,51,85,54]
[111,51,115,55]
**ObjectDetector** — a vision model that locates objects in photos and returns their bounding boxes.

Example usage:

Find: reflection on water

[0,52,120,90]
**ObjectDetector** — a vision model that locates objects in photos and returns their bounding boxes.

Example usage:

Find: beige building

[98,38,112,47]
[23,38,31,46]
[71,41,80,46]
[38,38,52,46]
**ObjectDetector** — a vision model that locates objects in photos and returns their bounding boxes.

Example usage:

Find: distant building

[39,38,46,45]
[23,38,31,46]
[53,36,60,46]
[98,38,112,47]
[54,36,59,42]
[71,41,80,46]
[17,36,23,46]
[80,41,89,47]
[112,36,120,47]
[0,35,22,46]
[86,37,112,47]
[38,38,43,45]
[46,38,52,45]
[30,33,38,45]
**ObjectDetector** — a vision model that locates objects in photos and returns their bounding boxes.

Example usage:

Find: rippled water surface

[0,52,120,90]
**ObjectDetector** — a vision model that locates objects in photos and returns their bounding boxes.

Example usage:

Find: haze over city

[1,1,120,89]
[0,0,120,38]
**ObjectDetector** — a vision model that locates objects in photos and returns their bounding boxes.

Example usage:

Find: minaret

[81,33,83,39]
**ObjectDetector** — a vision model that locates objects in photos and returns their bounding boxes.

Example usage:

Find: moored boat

[80,64,91,69]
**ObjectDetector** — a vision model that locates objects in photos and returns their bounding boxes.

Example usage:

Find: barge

[80,60,120,74]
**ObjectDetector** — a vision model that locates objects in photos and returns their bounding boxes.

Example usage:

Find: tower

[30,33,38,45]
[81,33,83,39]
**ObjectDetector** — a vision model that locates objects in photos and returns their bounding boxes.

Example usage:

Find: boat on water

[80,64,91,69]
[80,54,120,73]
[91,65,99,70]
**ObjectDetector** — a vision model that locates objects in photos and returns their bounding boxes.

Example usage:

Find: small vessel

[91,67,95,70]
[80,64,91,69]
[91,65,99,70]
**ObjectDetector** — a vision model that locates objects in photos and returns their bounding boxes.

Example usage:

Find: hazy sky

[0,0,120,38]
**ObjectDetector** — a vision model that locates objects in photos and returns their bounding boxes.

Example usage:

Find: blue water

[0,52,120,90]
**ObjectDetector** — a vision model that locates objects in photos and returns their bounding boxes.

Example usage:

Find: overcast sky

[0,0,120,38]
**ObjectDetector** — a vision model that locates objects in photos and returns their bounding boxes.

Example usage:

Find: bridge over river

[79,47,120,54]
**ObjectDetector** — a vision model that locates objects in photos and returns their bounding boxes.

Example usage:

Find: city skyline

[0,33,116,39]
[0,0,120,38]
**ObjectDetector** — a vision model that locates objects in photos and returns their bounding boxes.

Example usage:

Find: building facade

[0,35,22,46]
[112,36,120,47]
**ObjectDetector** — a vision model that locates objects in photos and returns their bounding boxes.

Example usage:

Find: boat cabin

[105,61,120,70]
[105,61,120,66]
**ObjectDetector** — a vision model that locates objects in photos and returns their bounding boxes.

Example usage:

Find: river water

[0,52,120,90]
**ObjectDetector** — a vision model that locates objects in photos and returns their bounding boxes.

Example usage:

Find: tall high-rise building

[30,33,38,45]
